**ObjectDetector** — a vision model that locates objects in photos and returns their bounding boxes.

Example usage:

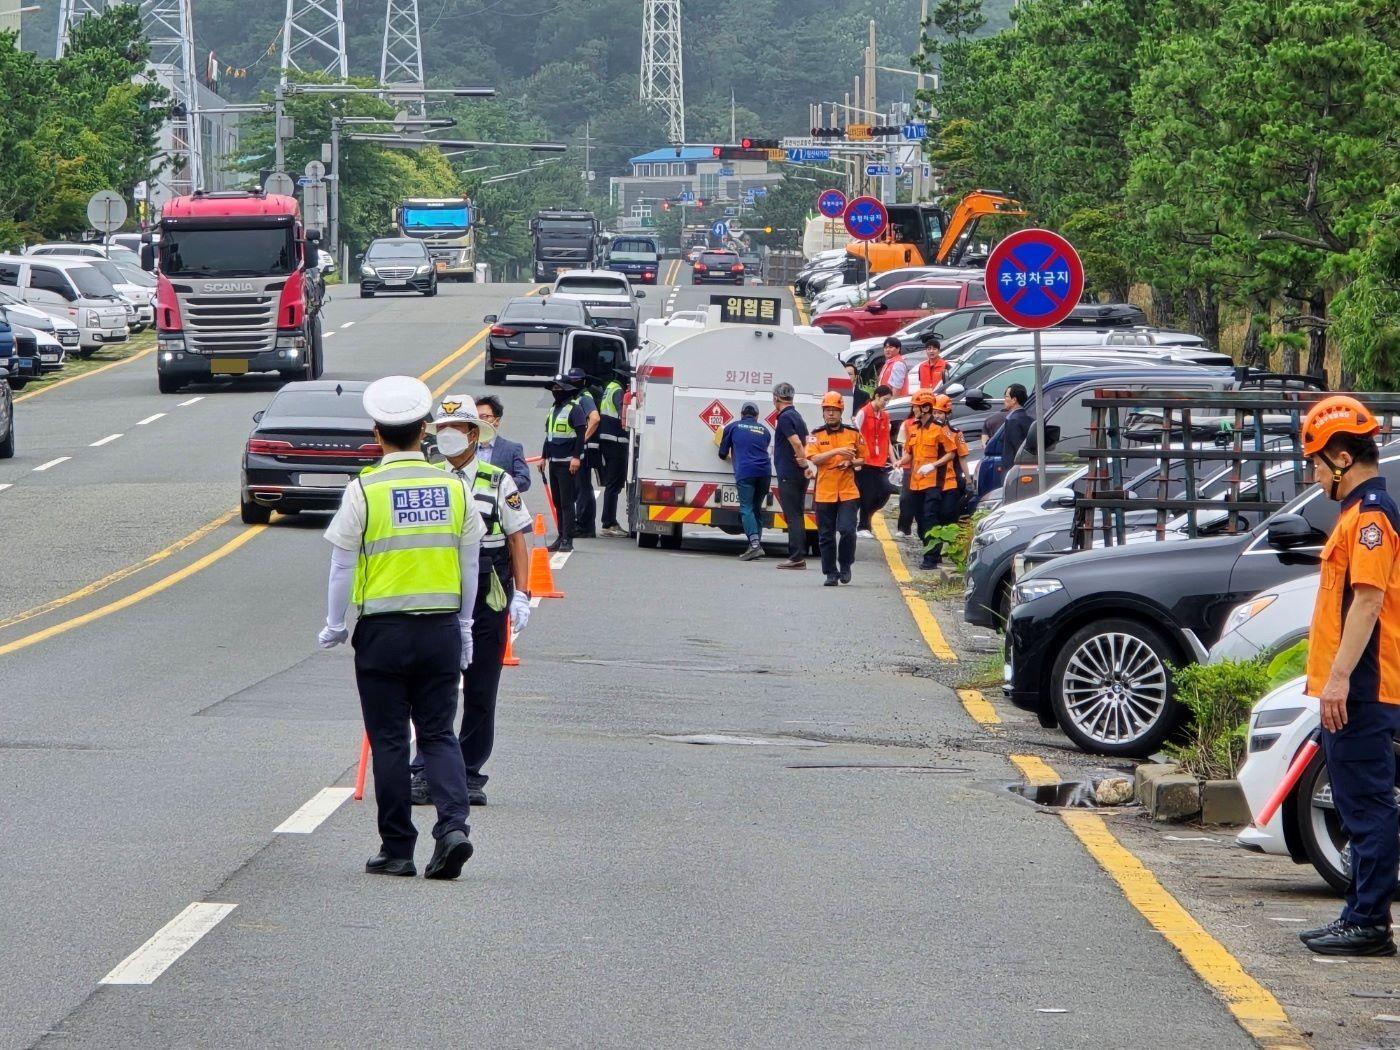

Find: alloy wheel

[1060,631,1169,746]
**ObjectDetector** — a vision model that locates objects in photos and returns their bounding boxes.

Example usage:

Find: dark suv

[693,249,745,285]
[1005,452,1400,756]
[359,238,436,298]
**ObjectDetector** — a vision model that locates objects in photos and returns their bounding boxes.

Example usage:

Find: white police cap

[363,375,432,426]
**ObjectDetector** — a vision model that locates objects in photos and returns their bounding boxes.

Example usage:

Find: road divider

[100,902,236,986]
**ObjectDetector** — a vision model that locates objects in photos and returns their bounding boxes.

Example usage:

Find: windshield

[159,227,296,278]
[609,239,658,261]
[555,277,628,295]
[266,390,371,420]
[367,240,429,261]
[68,264,120,298]
[81,259,129,287]
[537,220,594,234]
[114,262,155,288]
[401,205,470,231]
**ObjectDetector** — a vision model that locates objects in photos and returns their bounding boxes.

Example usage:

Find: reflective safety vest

[547,398,579,438]
[352,459,467,616]
[599,380,625,441]
[467,459,508,551]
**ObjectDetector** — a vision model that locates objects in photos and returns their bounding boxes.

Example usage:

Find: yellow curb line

[789,286,809,326]
[871,512,955,661]
[1010,754,1308,1050]
[958,687,1002,727]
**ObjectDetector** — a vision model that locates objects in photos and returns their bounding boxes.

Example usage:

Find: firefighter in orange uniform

[1297,395,1400,957]
[901,391,943,569]
[806,391,867,586]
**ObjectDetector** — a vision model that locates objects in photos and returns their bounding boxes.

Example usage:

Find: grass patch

[959,651,1003,690]
[20,330,154,394]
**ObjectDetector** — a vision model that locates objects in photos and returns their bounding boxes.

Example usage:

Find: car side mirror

[539,288,549,296]
[944,383,965,398]
[963,388,989,410]
[354,252,364,261]
[1267,513,1323,551]
[482,314,497,323]
[140,244,154,271]
[252,410,264,423]
[865,301,887,313]
[1024,423,1060,453]
[635,290,645,298]
[1055,493,1077,509]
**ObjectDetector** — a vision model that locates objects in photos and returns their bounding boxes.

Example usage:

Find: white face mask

[436,427,473,459]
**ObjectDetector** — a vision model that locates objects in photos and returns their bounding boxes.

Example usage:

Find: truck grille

[545,248,587,260]
[375,266,418,280]
[185,293,276,354]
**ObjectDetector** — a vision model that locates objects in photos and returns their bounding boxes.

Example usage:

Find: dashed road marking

[136,413,165,425]
[323,330,336,338]
[33,457,70,471]
[1009,753,1058,785]
[0,483,11,493]
[90,433,123,447]
[340,321,355,328]
[550,550,571,570]
[273,787,354,834]
[100,902,237,985]
[177,396,204,406]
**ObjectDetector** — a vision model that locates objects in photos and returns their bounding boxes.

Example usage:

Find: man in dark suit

[998,383,1033,465]
[475,395,531,493]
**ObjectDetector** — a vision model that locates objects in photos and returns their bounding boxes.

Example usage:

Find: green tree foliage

[0,7,165,245]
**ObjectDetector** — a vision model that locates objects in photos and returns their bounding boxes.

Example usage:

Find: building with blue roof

[609,144,784,239]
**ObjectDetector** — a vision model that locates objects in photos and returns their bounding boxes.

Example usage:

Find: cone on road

[503,630,520,667]
[528,545,564,599]
[533,513,546,537]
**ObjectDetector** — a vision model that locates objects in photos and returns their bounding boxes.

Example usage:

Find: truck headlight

[1012,577,1063,605]
[1222,594,1277,637]
[276,333,306,352]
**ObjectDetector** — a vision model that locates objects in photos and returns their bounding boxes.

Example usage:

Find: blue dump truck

[604,235,661,286]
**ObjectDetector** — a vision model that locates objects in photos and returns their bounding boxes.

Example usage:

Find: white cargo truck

[560,292,851,550]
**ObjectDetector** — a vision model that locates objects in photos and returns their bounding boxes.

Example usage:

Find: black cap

[565,367,587,383]
[741,402,759,417]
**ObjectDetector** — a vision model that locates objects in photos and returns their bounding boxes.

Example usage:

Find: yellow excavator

[844,189,1026,273]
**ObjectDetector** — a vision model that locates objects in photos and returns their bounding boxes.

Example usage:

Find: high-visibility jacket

[879,354,909,397]
[599,380,625,441]
[352,459,468,616]
[855,404,891,467]
[916,357,947,391]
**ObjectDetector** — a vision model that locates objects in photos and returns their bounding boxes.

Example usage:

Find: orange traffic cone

[502,630,520,666]
[528,545,564,598]
[533,513,546,537]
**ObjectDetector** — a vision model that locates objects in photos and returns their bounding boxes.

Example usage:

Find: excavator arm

[934,189,1026,264]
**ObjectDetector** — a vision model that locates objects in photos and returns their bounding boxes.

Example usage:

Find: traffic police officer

[597,371,628,537]
[410,395,533,808]
[1297,395,1400,956]
[319,376,486,880]
[541,372,588,552]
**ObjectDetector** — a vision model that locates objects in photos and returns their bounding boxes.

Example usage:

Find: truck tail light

[640,480,686,504]
[490,326,517,337]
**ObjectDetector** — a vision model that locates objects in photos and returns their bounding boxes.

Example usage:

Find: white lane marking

[549,551,571,570]
[273,787,354,834]
[0,483,11,493]
[178,396,204,407]
[33,457,70,471]
[323,330,336,338]
[340,321,355,329]
[100,902,237,985]
[90,433,123,447]
[136,413,166,425]
[529,596,542,608]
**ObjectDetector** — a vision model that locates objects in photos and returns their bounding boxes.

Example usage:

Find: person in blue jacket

[718,402,773,560]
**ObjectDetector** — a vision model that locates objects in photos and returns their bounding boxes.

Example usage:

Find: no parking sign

[984,229,1085,330]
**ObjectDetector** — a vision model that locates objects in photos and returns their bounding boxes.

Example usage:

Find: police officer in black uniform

[541,372,588,552]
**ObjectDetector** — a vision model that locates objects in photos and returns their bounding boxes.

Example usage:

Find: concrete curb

[1133,764,1250,825]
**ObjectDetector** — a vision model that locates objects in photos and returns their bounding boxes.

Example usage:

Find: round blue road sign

[711,220,729,239]
[843,195,888,241]
[817,188,847,219]
[984,228,1085,329]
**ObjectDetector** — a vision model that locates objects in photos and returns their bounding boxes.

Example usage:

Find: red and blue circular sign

[843,195,888,241]
[817,188,847,219]
[984,229,1085,329]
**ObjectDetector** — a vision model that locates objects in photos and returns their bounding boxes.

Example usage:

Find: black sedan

[483,296,592,385]
[359,238,437,297]
[241,381,380,524]
[1002,455,1400,757]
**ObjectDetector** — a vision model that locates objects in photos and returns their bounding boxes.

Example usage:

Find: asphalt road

[0,272,1253,1048]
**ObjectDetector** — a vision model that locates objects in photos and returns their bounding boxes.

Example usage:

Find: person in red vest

[854,384,894,537]
[915,333,948,392]
[877,336,909,397]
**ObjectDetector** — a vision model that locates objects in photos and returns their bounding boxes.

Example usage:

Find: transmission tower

[380,0,426,116]
[281,0,349,83]
[143,0,204,196]
[54,0,107,57]
[640,0,685,144]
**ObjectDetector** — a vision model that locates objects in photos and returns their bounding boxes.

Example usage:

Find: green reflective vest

[469,459,507,550]
[547,397,580,438]
[599,380,624,440]
[352,459,467,616]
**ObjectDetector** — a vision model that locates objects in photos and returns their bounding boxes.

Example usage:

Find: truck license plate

[435,261,447,272]
[718,485,740,508]
[211,359,249,375]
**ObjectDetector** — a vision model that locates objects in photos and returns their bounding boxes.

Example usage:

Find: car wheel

[426,281,438,297]
[0,415,14,459]
[1050,618,1183,756]
[157,371,182,394]
[484,365,505,386]
[360,288,373,299]
[1293,750,1353,895]
[310,323,325,379]
[240,497,272,525]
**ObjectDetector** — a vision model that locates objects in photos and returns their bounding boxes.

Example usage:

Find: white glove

[917,463,936,477]
[317,624,348,649]
[460,622,474,670]
[510,591,532,633]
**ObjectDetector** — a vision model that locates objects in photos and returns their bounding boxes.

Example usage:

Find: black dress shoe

[468,788,488,807]
[839,569,852,584]
[366,851,416,877]
[558,541,574,553]
[424,830,473,880]
[823,575,839,587]
[1299,917,1347,943]
[410,773,432,806]
[547,538,563,552]
[1304,922,1396,956]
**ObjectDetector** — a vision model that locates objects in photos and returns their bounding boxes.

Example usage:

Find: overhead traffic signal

[811,127,845,140]
[740,137,780,150]
[867,125,902,137]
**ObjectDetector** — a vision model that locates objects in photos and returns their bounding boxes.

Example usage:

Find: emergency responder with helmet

[806,391,867,586]
[1297,395,1400,956]
[931,393,972,521]
[318,376,486,880]
[540,372,588,552]
[409,395,532,809]
[900,390,952,570]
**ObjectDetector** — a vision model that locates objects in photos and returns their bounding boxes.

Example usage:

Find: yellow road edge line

[0,525,266,659]
[664,257,680,285]
[789,286,809,326]
[871,512,956,662]
[1009,753,1057,785]
[1010,754,1307,1049]
[14,346,156,403]
[0,510,236,633]
[958,688,1002,726]
[418,324,490,384]
[431,351,487,399]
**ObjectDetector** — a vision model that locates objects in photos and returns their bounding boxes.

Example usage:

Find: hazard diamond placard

[699,399,734,433]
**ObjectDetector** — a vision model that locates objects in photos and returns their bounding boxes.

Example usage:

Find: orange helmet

[912,390,936,408]
[820,391,845,410]
[1302,395,1379,456]
[932,394,953,413]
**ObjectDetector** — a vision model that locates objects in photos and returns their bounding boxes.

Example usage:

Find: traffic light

[661,200,670,211]
[740,137,780,150]
[764,226,773,234]
[810,127,845,140]
[868,125,902,137]
[711,146,723,158]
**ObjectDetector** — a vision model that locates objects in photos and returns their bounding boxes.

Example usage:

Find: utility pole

[583,120,592,192]
[913,0,929,203]
[640,0,685,144]
[379,0,426,117]
[730,88,736,144]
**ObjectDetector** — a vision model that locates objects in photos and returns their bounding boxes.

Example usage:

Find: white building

[609,145,784,232]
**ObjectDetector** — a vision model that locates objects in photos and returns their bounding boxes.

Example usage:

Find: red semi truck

[143,190,325,394]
